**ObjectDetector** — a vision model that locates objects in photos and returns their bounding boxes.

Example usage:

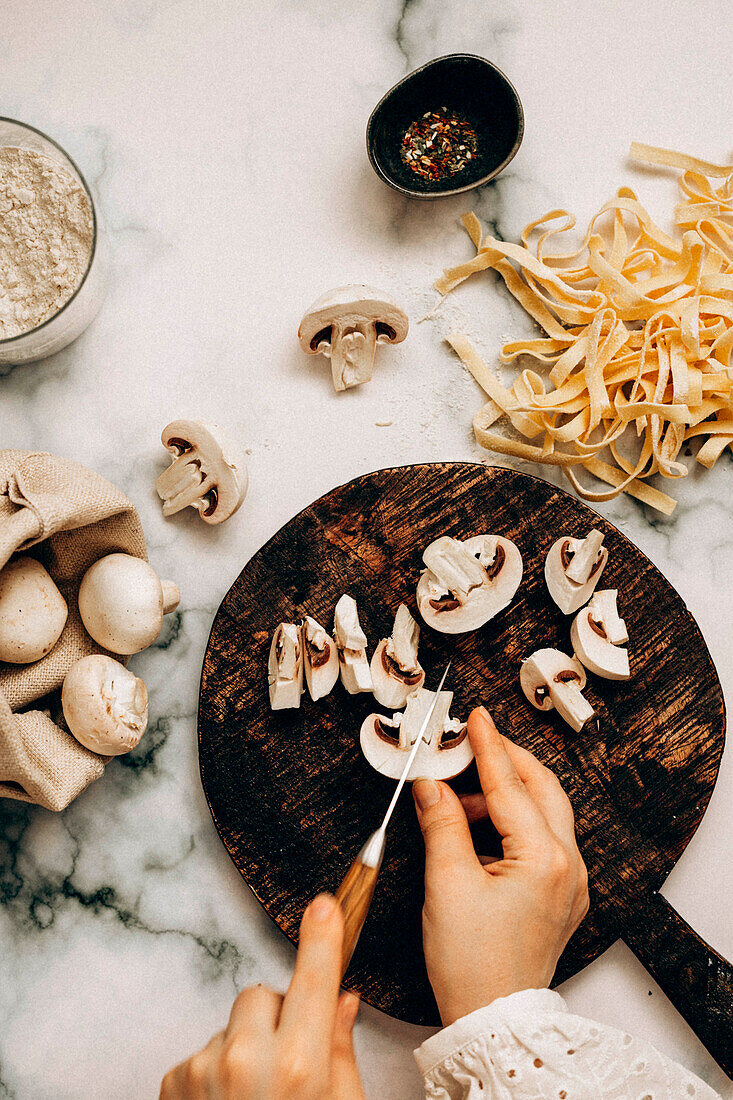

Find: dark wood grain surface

[198,463,726,1033]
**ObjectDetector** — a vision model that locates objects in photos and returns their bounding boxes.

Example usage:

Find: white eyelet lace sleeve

[414,989,721,1100]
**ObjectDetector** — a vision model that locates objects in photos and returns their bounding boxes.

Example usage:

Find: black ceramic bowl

[367,54,524,199]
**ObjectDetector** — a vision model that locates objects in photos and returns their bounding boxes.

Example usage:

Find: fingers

[160,1034,222,1099]
[279,894,344,1055]
[413,778,478,876]
[462,715,579,853]
[467,708,552,849]
[330,993,366,1099]
[226,983,282,1038]
[501,737,577,848]
[459,791,491,824]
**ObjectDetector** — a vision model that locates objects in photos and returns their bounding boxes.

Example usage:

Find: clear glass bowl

[0,118,108,366]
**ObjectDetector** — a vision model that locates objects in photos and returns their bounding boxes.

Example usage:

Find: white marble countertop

[1,1,732,1097]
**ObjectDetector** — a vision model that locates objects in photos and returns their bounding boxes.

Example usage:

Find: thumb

[413,779,478,876]
[331,992,366,1099]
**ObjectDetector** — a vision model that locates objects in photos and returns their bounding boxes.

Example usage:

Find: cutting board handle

[622,890,733,1078]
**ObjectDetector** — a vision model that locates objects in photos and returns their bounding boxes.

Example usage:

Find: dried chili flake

[401,107,478,182]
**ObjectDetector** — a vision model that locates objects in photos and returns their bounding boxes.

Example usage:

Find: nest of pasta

[437,143,733,515]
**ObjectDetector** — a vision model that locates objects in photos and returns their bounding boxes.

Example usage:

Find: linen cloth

[0,450,146,811]
[415,988,721,1099]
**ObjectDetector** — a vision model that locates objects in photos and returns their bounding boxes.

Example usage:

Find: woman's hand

[413,707,589,1027]
[160,894,366,1100]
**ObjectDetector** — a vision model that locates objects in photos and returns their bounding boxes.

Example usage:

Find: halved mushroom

[544,529,608,615]
[571,590,630,680]
[333,594,372,694]
[0,557,68,664]
[302,615,339,701]
[298,285,408,392]
[520,648,594,733]
[416,534,523,634]
[370,603,425,709]
[360,687,473,781]
[156,419,248,525]
[268,622,304,710]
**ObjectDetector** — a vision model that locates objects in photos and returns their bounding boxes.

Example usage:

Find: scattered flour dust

[0,146,93,339]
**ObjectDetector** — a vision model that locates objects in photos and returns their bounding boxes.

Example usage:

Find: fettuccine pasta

[436,143,733,515]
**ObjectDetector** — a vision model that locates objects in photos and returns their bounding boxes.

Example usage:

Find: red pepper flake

[401,106,478,181]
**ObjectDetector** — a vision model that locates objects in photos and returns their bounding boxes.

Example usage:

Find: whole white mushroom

[61,654,149,755]
[78,553,180,655]
[0,556,68,664]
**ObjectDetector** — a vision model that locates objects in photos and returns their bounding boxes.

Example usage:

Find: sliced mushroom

[360,687,473,781]
[370,603,425,709]
[544,529,608,615]
[416,533,523,634]
[268,622,304,710]
[302,615,339,701]
[333,594,372,694]
[61,655,148,756]
[571,590,630,680]
[0,557,68,664]
[156,419,247,525]
[78,554,180,656]
[520,648,594,732]
[297,285,408,392]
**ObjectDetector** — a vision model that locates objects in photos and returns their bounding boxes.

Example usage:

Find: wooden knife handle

[622,890,733,1078]
[336,858,380,980]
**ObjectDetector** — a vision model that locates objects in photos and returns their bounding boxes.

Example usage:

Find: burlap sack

[0,451,147,811]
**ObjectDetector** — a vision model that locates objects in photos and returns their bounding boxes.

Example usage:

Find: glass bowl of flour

[0,118,108,366]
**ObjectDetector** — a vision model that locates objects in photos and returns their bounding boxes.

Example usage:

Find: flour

[0,147,94,339]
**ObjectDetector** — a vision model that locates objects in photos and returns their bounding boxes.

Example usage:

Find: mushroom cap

[359,701,473,782]
[302,616,339,701]
[158,419,247,525]
[78,554,180,656]
[298,284,408,353]
[416,534,523,634]
[61,654,148,756]
[571,599,630,681]
[544,534,608,615]
[0,556,68,664]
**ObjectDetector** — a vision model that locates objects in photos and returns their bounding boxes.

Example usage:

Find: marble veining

[1,0,732,1097]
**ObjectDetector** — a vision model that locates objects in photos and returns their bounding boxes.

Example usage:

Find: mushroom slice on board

[571,590,630,680]
[544,529,608,615]
[268,622,304,710]
[302,615,339,701]
[360,687,473,781]
[0,557,68,664]
[333,594,372,694]
[297,285,408,392]
[370,603,425,709]
[520,648,594,733]
[156,419,248,525]
[416,533,523,634]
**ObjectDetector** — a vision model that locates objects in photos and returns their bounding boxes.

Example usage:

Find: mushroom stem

[161,580,181,615]
[329,325,378,390]
[155,455,200,499]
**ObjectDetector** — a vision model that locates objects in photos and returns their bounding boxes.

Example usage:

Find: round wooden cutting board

[198,463,729,1063]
